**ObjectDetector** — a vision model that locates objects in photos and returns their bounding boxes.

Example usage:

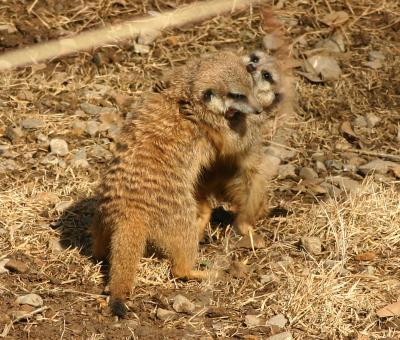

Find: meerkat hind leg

[196,199,213,241]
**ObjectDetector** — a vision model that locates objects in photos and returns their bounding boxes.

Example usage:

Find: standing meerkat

[155,50,286,239]
[90,51,263,317]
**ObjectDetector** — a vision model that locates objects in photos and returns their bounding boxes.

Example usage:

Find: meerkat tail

[91,214,112,261]
[108,217,148,317]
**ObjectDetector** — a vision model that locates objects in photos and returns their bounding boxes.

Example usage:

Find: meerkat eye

[249,53,259,64]
[262,70,274,82]
[202,89,214,102]
[228,93,247,101]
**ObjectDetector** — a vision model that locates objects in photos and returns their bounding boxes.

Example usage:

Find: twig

[347,149,400,162]
[0,0,266,71]
[0,306,50,338]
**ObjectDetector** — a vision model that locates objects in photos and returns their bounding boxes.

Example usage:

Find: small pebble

[86,120,100,136]
[299,167,318,180]
[365,113,380,128]
[278,164,296,179]
[301,236,322,255]
[5,126,24,144]
[245,314,263,327]
[15,293,43,307]
[21,118,45,129]
[172,294,195,314]
[50,138,69,156]
[266,314,287,328]
[353,116,368,128]
[156,308,176,321]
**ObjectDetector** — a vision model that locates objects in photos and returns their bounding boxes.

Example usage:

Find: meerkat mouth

[225,107,242,119]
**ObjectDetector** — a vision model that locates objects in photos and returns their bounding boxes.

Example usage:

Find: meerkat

[90,51,263,317]
[195,51,286,239]
[153,50,285,239]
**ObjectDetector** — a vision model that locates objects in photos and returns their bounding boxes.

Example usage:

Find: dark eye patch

[249,53,260,64]
[262,70,274,83]
[227,93,247,101]
[202,89,214,102]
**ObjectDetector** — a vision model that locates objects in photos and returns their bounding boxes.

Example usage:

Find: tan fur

[90,51,261,317]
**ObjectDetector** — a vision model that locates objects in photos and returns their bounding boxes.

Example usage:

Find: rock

[15,294,43,307]
[55,200,73,212]
[365,113,380,128]
[353,116,368,128]
[359,160,395,175]
[50,138,69,156]
[299,167,318,180]
[342,163,357,172]
[245,314,263,327]
[267,331,293,340]
[0,159,18,172]
[5,126,24,144]
[48,237,63,252]
[348,156,367,166]
[369,50,385,61]
[305,55,342,81]
[365,59,382,69]
[301,236,322,255]
[40,154,59,166]
[278,164,296,179]
[80,103,116,116]
[266,314,287,328]
[0,144,10,154]
[21,118,45,129]
[72,149,89,168]
[5,259,29,273]
[311,152,325,162]
[71,120,86,136]
[36,133,49,145]
[156,308,176,321]
[86,120,99,136]
[235,234,265,249]
[172,294,195,314]
[133,43,150,54]
[90,145,113,161]
[320,11,349,27]
[228,261,249,279]
[315,161,327,173]
[325,159,343,170]
[260,273,276,284]
[328,176,362,193]
[0,258,10,274]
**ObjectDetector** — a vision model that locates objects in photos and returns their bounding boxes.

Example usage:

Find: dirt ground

[0,0,399,339]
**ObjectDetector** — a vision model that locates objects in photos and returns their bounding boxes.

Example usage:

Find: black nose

[246,63,256,73]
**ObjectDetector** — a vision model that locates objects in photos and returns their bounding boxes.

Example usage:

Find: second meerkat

[91,51,263,317]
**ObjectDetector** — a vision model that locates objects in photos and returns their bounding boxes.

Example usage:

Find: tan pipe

[0,0,265,71]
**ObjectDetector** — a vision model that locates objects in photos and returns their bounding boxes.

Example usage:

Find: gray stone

[48,238,63,252]
[15,294,43,307]
[156,308,176,321]
[325,159,343,170]
[306,55,342,81]
[245,314,263,327]
[21,118,45,129]
[359,160,395,175]
[5,126,24,144]
[50,138,69,156]
[133,43,150,54]
[72,149,89,168]
[301,236,322,255]
[365,113,381,128]
[315,160,327,173]
[369,50,385,61]
[299,167,318,180]
[328,176,362,193]
[172,294,195,314]
[0,159,17,172]
[278,164,296,179]
[266,314,287,328]
[353,116,368,128]
[36,133,49,144]
[80,103,104,115]
[86,120,99,136]
[311,152,325,162]
[90,145,112,160]
[137,29,160,45]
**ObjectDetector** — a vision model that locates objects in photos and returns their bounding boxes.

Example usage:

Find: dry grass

[0,0,399,339]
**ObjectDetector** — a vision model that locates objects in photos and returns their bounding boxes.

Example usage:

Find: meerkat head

[190,51,263,120]
[243,50,282,109]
